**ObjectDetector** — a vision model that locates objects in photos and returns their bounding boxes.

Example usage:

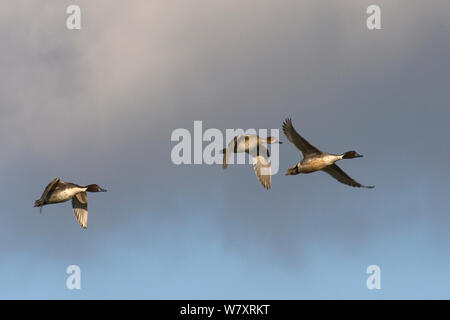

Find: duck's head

[266,136,282,144]
[86,184,107,192]
[343,150,363,159]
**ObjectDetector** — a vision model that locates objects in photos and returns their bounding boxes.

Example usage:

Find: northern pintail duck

[282,118,374,188]
[220,134,282,189]
[34,178,107,229]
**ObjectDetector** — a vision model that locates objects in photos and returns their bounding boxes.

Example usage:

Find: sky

[0,0,449,299]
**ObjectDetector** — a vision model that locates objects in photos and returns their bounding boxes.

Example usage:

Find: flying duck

[34,178,107,229]
[220,135,281,189]
[282,118,374,188]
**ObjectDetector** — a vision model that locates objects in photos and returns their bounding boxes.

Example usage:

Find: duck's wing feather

[221,136,239,169]
[251,145,271,189]
[36,178,61,204]
[72,192,88,229]
[322,164,374,189]
[282,118,321,157]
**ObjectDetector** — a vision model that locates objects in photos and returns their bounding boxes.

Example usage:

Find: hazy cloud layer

[0,0,449,298]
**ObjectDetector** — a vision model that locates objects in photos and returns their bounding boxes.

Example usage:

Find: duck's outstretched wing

[72,192,88,229]
[282,118,321,157]
[322,164,374,189]
[220,145,231,169]
[34,177,61,209]
[220,136,238,169]
[251,145,271,189]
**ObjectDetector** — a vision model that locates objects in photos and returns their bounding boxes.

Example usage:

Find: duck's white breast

[50,187,86,202]
[322,155,341,166]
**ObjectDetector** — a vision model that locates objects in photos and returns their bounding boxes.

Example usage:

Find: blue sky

[0,0,449,299]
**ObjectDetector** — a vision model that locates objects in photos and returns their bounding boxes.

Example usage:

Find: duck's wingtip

[282,117,291,124]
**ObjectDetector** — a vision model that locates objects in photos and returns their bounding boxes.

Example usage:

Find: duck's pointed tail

[34,200,44,214]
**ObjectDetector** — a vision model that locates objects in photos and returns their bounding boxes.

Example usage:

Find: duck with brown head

[342,150,363,159]
[220,134,281,189]
[86,184,107,192]
[34,178,107,229]
[282,118,374,188]
[265,136,283,144]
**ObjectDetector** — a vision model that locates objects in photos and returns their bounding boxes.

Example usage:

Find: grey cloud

[0,0,449,297]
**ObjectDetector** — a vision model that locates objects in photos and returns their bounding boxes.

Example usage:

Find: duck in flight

[282,118,374,188]
[220,135,281,189]
[34,178,107,229]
